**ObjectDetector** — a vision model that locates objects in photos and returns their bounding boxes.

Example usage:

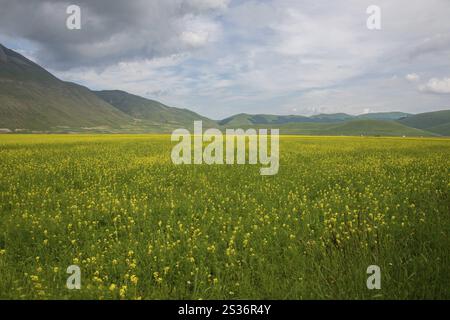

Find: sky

[0,0,449,119]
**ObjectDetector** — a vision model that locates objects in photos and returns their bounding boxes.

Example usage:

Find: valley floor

[0,135,449,299]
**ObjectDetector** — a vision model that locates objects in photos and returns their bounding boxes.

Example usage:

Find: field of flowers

[0,134,449,299]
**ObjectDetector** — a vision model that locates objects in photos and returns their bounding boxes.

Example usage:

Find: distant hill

[0,44,132,131]
[218,111,449,136]
[219,111,416,127]
[321,120,434,136]
[94,90,217,130]
[356,112,411,120]
[426,122,450,136]
[218,113,310,126]
[221,120,435,136]
[309,113,354,122]
[398,110,450,136]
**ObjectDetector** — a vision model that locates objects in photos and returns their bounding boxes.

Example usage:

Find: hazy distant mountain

[320,119,434,136]
[309,113,354,122]
[220,111,415,126]
[218,111,448,136]
[356,112,411,120]
[218,113,310,126]
[220,120,435,137]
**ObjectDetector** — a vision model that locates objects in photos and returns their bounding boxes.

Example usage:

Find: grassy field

[0,134,449,299]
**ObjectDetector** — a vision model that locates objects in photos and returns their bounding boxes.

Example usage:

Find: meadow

[0,134,449,299]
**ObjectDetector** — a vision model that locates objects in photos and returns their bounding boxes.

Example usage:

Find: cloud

[1,0,450,118]
[178,14,221,48]
[0,0,227,70]
[419,78,450,94]
[406,73,420,82]
[409,33,450,59]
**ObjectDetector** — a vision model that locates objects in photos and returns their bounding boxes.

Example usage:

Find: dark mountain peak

[0,44,7,63]
[97,89,129,95]
[0,45,132,131]
[0,44,58,83]
[0,44,31,66]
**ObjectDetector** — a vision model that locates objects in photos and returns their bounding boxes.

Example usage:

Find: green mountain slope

[398,110,450,135]
[309,113,354,122]
[94,90,217,130]
[0,44,132,131]
[426,123,450,136]
[224,120,435,136]
[356,112,411,120]
[219,113,255,126]
[220,111,417,127]
[322,120,435,136]
[220,113,315,126]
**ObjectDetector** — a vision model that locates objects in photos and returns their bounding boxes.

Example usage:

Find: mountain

[356,112,411,120]
[220,120,435,136]
[398,110,450,136]
[309,113,354,122]
[218,113,311,126]
[320,120,434,136]
[94,90,217,130]
[0,44,448,136]
[0,44,132,131]
[218,111,449,136]
[219,111,416,127]
[0,44,216,132]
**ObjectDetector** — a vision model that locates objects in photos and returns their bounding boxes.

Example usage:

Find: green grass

[0,135,449,299]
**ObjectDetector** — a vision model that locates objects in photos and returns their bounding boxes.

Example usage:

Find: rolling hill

[219,120,435,136]
[320,120,434,136]
[94,90,217,130]
[398,110,450,136]
[356,112,411,120]
[218,113,311,126]
[310,113,354,122]
[220,111,415,127]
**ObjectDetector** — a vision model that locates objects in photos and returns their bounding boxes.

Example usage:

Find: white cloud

[406,73,420,82]
[419,78,450,94]
[0,0,229,69]
[181,31,209,47]
[7,0,450,118]
[178,14,221,48]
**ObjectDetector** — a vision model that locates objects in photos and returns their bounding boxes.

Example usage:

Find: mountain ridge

[94,90,217,129]
[0,44,449,136]
[0,44,214,132]
[0,44,133,130]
